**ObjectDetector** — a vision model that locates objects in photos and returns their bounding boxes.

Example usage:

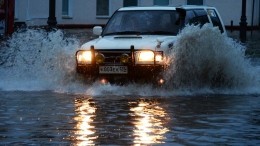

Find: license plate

[99,66,128,74]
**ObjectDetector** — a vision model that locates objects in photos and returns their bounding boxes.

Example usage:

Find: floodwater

[0,25,259,145]
[0,92,259,145]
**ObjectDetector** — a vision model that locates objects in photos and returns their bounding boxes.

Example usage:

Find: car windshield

[102,10,182,36]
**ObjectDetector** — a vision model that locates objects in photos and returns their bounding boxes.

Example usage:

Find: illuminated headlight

[135,51,164,64]
[76,50,92,64]
[136,51,154,64]
[155,52,163,64]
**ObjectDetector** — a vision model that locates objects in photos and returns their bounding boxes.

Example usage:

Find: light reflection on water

[129,100,170,144]
[73,98,97,145]
[71,97,170,145]
[0,92,259,145]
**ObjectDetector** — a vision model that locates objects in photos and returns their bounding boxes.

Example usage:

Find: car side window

[189,9,209,26]
[207,9,224,33]
[185,10,196,24]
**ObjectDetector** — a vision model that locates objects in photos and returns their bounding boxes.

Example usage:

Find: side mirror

[93,26,102,36]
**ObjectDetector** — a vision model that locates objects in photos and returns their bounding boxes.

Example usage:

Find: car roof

[179,5,216,10]
[118,5,216,11]
[118,6,176,11]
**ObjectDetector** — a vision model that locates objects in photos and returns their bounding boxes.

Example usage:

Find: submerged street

[0,91,259,145]
[0,27,260,145]
[1,0,260,144]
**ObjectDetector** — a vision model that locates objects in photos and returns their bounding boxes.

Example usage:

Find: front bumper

[76,64,165,81]
[76,46,166,83]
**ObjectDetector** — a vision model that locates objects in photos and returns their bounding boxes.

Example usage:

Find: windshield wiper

[104,31,142,36]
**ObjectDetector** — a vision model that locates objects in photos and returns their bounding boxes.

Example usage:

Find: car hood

[81,35,176,51]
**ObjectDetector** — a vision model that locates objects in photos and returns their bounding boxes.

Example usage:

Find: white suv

[75,5,226,84]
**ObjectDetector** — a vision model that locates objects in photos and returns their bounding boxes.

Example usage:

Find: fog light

[100,78,108,84]
[120,54,129,64]
[96,53,105,64]
[158,79,165,85]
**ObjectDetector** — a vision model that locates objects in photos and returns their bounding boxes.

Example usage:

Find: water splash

[0,26,259,96]
[0,29,83,91]
[163,24,259,94]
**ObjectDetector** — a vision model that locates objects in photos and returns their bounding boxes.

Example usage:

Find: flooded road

[0,26,260,145]
[0,92,259,145]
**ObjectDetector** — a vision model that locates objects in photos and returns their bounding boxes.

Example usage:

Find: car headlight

[135,51,164,64]
[136,51,154,64]
[76,50,92,64]
[155,52,164,64]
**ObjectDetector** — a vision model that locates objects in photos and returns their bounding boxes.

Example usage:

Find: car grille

[96,50,131,65]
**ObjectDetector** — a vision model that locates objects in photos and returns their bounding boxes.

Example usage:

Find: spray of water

[0,26,259,96]
[163,24,259,94]
[0,29,84,92]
